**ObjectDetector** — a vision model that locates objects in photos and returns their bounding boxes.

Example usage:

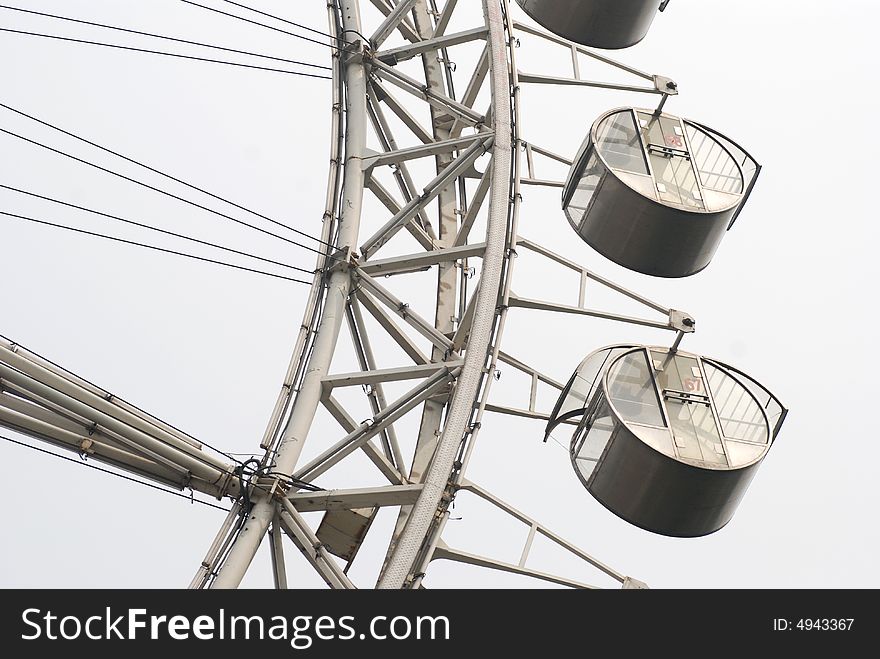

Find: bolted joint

[669,309,697,333]
[342,43,366,65]
[653,75,679,95]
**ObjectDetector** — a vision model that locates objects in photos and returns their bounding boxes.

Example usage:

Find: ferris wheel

[0,0,787,589]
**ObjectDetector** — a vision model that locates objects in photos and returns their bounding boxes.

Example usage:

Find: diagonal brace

[294,367,459,482]
[361,135,492,258]
[355,271,455,353]
[370,0,421,49]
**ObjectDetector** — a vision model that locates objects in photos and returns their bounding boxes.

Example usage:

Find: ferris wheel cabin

[515,0,664,49]
[562,108,760,278]
[546,345,786,537]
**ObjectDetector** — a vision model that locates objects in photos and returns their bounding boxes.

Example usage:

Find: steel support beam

[453,161,493,247]
[289,484,424,512]
[0,344,218,468]
[321,394,406,485]
[360,135,492,258]
[0,336,203,450]
[361,441,407,485]
[294,367,458,482]
[460,44,489,108]
[0,361,234,488]
[379,0,512,589]
[189,503,243,589]
[378,1,474,578]
[0,389,96,436]
[363,133,490,171]
[355,290,431,365]
[323,361,463,390]
[356,272,455,353]
[0,400,189,487]
[483,403,576,424]
[460,480,626,582]
[368,0,421,43]
[277,499,356,589]
[362,180,435,254]
[450,281,479,352]
[508,295,675,331]
[497,350,566,391]
[377,26,488,64]
[523,141,573,167]
[517,237,671,314]
[0,380,193,482]
[208,5,368,588]
[370,80,433,145]
[359,242,485,277]
[370,0,421,48]
[366,90,437,242]
[521,177,564,188]
[371,58,485,126]
[345,299,406,472]
[432,0,459,38]
[511,20,656,81]
[432,544,599,589]
[269,513,289,590]
[517,71,662,95]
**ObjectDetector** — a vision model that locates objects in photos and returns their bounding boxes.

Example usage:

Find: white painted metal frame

[0,0,702,590]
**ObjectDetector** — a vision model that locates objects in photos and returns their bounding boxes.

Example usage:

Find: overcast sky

[1,0,877,589]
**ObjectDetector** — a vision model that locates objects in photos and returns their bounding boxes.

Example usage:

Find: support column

[210,0,368,589]
[380,0,464,579]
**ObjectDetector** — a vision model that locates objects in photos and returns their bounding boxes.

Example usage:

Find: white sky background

[0,0,877,589]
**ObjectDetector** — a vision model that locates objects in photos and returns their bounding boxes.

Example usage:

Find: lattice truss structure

[0,0,699,589]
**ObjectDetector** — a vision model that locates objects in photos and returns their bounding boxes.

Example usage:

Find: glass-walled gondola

[546,345,786,537]
[563,108,760,277]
